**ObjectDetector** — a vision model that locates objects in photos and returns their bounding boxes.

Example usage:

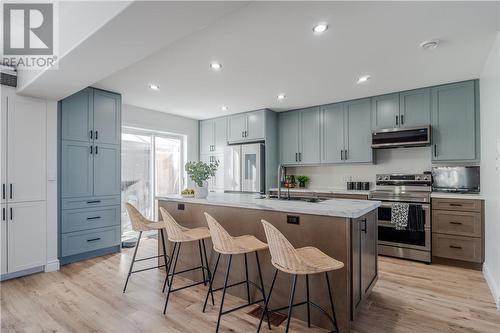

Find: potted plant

[185,160,219,199]
[297,175,310,188]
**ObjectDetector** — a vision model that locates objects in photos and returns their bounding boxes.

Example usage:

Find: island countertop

[157,193,380,218]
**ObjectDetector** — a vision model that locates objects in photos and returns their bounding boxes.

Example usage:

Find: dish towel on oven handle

[391,202,409,230]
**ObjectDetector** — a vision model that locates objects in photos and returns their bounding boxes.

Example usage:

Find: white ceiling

[18,2,499,119]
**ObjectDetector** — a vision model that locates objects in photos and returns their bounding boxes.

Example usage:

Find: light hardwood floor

[1,239,499,333]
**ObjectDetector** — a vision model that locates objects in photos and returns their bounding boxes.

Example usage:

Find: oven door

[377,202,431,251]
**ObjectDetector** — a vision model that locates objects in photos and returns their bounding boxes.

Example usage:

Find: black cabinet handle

[9,207,13,221]
[449,245,462,250]
[242,131,244,138]
[2,207,5,221]
[90,146,93,155]
[449,203,463,207]
[87,200,101,204]
[340,150,343,160]
[87,237,101,242]
[2,184,5,200]
[90,130,93,139]
[87,216,101,220]
[295,152,298,162]
[361,218,367,233]
[344,150,348,160]
[9,184,12,199]
[95,131,98,140]
[434,144,437,157]
[95,146,98,155]
[396,115,399,126]
[400,115,404,125]
[449,221,462,225]
[298,152,302,161]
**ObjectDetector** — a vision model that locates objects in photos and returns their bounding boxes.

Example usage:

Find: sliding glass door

[121,129,184,237]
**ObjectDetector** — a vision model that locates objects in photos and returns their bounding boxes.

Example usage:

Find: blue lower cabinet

[61,196,121,210]
[61,206,120,233]
[61,225,121,258]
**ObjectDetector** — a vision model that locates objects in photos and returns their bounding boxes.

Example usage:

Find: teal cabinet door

[372,93,400,129]
[93,143,121,196]
[93,89,121,145]
[400,88,431,128]
[279,111,299,164]
[345,99,372,163]
[431,81,477,162]
[213,117,227,152]
[246,110,265,140]
[199,119,213,154]
[61,88,93,142]
[61,141,93,198]
[298,107,320,164]
[227,114,247,142]
[321,103,345,164]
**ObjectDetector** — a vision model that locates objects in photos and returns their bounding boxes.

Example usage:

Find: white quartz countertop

[430,192,484,200]
[268,188,371,196]
[157,193,380,219]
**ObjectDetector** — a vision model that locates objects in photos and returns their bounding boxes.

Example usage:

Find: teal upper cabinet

[431,81,478,162]
[321,103,345,164]
[279,111,299,164]
[298,107,321,164]
[61,88,93,142]
[200,117,226,154]
[372,93,399,129]
[93,89,121,145]
[345,99,372,163]
[399,88,431,128]
[227,110,266,143]
[93,143,120,196]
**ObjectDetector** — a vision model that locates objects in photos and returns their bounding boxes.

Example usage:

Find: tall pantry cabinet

[1,86,47,280]
[59,87,121,264]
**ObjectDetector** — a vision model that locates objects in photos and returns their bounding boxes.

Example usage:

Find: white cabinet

[227,110,266,143]
[200,153,224,192]
[200,117,226,154]
[0,87,47,278]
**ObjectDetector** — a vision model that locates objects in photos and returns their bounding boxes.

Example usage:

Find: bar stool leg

[163,242,181,314]
[162,241,177,293]
[284,274,298,333]
[306,274,311,328]
[123,231,142,293]
[244,253,250,303]
[257,268,278,333]
[203,252,221,312]
[198,240,207,285]
[159,229,170,288]
[215,254,232,333]
[325,272,339,333]
[255,252,271,330]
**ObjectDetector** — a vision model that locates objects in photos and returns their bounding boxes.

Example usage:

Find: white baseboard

[44,259,60,272]
[483,263,500,309]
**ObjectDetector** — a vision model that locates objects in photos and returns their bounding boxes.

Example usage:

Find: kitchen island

[157,193,380,332]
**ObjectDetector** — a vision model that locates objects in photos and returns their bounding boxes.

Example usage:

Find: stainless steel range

[369,173,432,263]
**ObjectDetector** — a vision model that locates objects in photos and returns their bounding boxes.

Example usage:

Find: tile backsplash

[286,147,432,189]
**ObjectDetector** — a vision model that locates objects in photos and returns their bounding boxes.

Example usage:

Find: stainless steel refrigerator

[224,143,265,193]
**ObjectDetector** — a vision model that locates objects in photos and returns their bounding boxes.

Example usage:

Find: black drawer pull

[449,221,462,225]
[361,218,367,233]
[87,200,101,204]
[2,184,5,200]
[87,216,101,220]
[449,203,463,207]
[449,245,462,250]
[87,237,101,242]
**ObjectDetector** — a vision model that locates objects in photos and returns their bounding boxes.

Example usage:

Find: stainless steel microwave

[432,166,480,193]
[372,126,431,149]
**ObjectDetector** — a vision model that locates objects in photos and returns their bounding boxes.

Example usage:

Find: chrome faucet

[277,164,285,200]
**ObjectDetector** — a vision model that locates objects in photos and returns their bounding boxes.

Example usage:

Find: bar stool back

[259,219,344,333]
[123,203,170,293]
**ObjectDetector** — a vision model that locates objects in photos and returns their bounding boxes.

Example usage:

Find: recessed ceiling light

[420,40,440,50]
[210,62,222,70]
[277,93,286,100]
[312,23,328,34]
[356,75,370,84]
[221,106,228,111]
[149,83,160,90]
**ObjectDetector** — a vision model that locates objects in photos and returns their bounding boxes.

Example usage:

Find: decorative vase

[194,181,209,199]
[299,182,306,188]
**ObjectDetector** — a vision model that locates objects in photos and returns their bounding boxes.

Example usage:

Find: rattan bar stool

[258,220,344,333]
[123,203,170,293]
[203,213,272,333]
[159,207,213,314]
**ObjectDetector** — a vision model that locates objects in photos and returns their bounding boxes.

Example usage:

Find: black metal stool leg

[215,254,232,333]
[306,274,311,328]
[202,239,215,305]
[198,240,207,286]
[159,229,170,288]
[163,242,181,314]
[255,252,271,330]
[257,268,278,333]
[244,253,250,303]
[162,241,177,293]
[123,231,142,293]
[203,252,221,311]
[284,274,298,333]
[325,272,339,333]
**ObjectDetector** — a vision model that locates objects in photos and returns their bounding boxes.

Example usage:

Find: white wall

[480,31,500,309]
[287,147,431,189]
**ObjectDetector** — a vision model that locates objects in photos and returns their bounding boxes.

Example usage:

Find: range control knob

[416,176,421,181]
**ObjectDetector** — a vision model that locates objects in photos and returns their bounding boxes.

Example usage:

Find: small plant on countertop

[297,175,310,188]
[185,160,219,187]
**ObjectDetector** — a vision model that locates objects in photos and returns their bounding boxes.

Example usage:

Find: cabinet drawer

[432,198,482,212]
[62,196,120,210]
[61,206,120,233]
[61,226,121,257]
[432,210,481,237]
[432,234,482,263]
